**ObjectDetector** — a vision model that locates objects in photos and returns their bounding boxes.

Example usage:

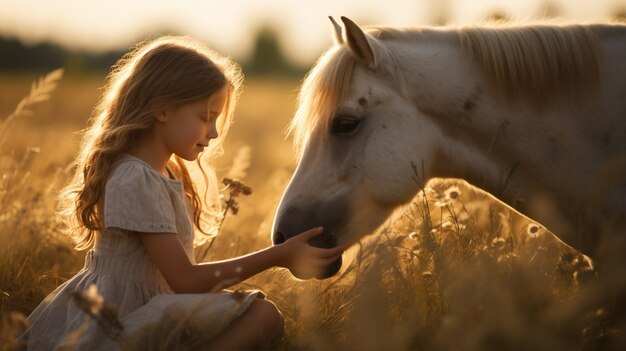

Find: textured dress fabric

[18,154,260,350]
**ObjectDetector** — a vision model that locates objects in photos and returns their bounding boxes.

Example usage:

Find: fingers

[317,255,342,266]
[308,245,345,258]
[295,226,325,241]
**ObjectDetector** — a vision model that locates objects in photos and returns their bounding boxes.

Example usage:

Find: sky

[0,0,624,65]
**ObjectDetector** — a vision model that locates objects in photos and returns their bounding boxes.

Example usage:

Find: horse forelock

[290,35,407,158]
[290,46,357,157]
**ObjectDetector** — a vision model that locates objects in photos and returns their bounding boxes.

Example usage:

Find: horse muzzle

[272,199,350,279]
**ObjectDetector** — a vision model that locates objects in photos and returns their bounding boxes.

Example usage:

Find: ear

[150,100,169,123]
[153,110,167,123]
[341,16,376,69]
[328,16,344,45]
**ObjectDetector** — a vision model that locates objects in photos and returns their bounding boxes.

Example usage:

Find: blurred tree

[0,35,124,74]
[0,37,64,72]
[243,25,306,77]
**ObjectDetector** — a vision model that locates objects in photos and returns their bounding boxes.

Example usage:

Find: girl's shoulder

[104,155,182,232]
[108,154,183,188]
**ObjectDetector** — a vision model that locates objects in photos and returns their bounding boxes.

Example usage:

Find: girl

[18,36,344,350]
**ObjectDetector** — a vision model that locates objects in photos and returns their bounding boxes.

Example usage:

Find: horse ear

[328,16,344,45]
[341,16,376,69]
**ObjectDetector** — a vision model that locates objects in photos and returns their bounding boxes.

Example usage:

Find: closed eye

[331,115,362,136]
[198,114,216,123]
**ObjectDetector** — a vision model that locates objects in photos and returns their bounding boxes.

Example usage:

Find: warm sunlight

[1,1,625,350]
[0,0,623,64]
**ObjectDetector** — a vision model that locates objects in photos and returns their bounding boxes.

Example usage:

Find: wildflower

[444,186,461,201]
[433,198,450,208]
[222,177,252,197]
[220,178,252,216]
[491,237,506,250]
[216,177,253,230]
[527,223,541,238]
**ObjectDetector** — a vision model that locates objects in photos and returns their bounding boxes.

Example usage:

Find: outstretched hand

[277,227,345,279]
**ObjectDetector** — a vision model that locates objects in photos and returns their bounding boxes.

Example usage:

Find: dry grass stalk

[0,69,64,150]
[70,284,124,343]
[2,75,624,350]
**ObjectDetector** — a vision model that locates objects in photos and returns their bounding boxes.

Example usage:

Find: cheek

[362,121,421,205]
[167,119,198,144]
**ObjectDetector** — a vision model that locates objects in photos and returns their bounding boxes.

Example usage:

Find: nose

[273,231,287,245]
[272,205,304,245]
[272,201,347,279]
[207,127,218,140]
[272,203,342,248]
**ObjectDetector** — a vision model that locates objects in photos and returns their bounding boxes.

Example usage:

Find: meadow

[0,71,624,350]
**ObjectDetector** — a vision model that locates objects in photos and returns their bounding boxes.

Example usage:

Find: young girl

[18,36,344,350]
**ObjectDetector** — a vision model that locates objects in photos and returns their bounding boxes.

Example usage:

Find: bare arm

[137,227,344,294]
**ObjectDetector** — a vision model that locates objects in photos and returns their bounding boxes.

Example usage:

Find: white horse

[272,17,626,279]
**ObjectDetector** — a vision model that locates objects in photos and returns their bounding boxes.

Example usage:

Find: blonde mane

[458,24,600,104]
[291,22,607,156]
[290,47,356,156]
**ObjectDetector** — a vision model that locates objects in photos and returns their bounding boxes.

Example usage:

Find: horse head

[272,17,443,279]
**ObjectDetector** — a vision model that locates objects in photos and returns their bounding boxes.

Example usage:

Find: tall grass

[1,73,624,350]
[261,177,621,351]
[0,69,85,350]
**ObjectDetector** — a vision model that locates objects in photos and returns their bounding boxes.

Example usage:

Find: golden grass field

[0,71,624,350]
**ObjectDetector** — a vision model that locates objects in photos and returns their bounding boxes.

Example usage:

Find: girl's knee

[248,298,284,344]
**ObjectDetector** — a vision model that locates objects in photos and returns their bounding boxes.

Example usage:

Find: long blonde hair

[59,36,243,250]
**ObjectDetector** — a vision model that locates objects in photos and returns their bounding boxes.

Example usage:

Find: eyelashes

[331,115,362,136]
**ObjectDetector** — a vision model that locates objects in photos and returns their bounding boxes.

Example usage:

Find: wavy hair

[58,36,243,250]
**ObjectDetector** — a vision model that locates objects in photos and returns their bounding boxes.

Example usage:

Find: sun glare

[0,0,621,65]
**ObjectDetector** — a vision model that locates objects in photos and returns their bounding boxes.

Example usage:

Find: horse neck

[427,136,525,206]
[388,40,530,206]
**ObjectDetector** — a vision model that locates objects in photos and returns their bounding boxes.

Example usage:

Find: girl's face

[159,87,228,161]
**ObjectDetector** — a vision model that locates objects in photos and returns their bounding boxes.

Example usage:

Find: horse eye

[331,117,361,136]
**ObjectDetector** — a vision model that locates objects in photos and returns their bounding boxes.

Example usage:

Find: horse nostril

[273,231,286,245]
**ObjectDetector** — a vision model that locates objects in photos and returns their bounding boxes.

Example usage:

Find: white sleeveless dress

[18,154,260,350]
